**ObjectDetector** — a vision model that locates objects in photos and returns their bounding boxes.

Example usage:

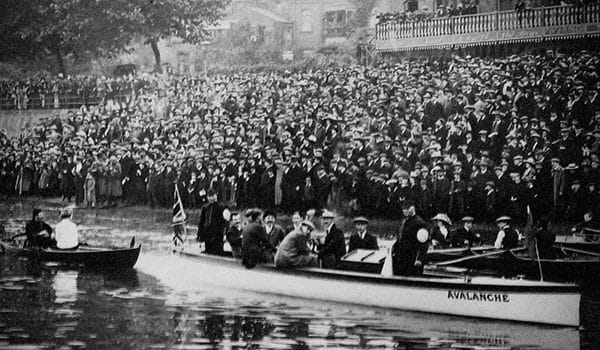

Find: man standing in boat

[55,208,79,250]
[197,189,230,255]
[392,200,429,276]
[493,216,520,249]
[317,210,346,269]
[24,208,55,248]
[348,217,378,252]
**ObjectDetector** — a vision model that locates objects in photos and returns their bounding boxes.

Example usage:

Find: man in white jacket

[55,208,79,250]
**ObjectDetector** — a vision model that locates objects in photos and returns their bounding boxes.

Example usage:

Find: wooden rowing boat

[428,245,600,283]
[0,239,141,269]
[555,230,600,253]
[172,247,580,327]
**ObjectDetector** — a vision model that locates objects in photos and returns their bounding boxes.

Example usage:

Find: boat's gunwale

[177,250,580,294]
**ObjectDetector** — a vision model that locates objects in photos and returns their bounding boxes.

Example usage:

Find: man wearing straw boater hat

[494,216,519,249]
[449,216,481,248]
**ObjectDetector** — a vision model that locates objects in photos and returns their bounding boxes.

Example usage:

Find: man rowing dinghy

[24,208,55,249]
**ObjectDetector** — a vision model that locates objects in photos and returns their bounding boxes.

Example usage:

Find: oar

[433,249,507,266]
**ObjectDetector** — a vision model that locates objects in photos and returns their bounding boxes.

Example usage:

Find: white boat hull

[171,249,580,327]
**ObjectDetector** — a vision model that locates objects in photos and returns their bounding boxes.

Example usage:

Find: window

[324,9,355,37]
[301,9,312,32]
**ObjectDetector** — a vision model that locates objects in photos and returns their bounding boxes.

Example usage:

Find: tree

[1,0,139,75]
[133,0,230,72]
[0,0,229,75]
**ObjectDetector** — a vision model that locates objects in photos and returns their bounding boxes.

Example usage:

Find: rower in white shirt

[54,208,79,250]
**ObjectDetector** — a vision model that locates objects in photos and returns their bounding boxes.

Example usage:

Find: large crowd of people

[1,49,600,227]
[0,74,150,110]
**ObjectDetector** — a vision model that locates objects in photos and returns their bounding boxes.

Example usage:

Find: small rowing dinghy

[0,237,141,269]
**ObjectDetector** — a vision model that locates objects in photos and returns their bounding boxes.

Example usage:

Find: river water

[1,198,599,349]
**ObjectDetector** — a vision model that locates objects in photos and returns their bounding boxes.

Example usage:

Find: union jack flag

[172,184,187,247]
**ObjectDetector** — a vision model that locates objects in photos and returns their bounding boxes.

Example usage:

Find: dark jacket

[449,227,481,247]
[25,220,54,248]
[197,202,228,255]
[348,231,378,252]
[318,224,346,268]
[266,224,287,248]
[392,214,428,276]
[241,222,275,268]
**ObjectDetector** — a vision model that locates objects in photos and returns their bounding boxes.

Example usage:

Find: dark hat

[402,200,415,209]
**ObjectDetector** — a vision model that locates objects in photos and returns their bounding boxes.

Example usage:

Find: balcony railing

[375,3,600,51]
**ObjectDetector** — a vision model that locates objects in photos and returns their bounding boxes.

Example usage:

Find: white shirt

[55,218,79,249]
[494,230,505,249]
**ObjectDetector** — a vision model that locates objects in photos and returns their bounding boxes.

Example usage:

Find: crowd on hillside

[1,49,600,226]
[0,75,157,110]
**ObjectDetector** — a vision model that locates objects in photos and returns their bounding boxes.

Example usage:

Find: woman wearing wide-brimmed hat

[430,213,452,248]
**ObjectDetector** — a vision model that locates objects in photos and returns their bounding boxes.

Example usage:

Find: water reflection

[53,270,78,304]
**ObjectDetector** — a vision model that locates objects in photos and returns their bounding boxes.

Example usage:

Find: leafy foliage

[0,0,229,74]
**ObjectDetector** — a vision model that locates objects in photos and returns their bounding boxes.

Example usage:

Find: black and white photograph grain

[1,0,600,349]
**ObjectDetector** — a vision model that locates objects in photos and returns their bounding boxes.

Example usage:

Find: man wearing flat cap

[348,216,378,252]
[317,210,346,269]
[275,220,319,268]
[392,200,428,276]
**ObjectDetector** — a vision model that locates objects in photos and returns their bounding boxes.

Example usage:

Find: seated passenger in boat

[526,216,555,259]
[571,210,600,233]
[264,210,287,248]
[430,213,451,248]
[275,220,319,268]
[494,216,520,250]
[55,208,79,250]
[24,208,55,249]
[448,216,481,247]
[348,217,378,252]
[226,212,243,259]
[241,209,275,268]
[316,210,346,269]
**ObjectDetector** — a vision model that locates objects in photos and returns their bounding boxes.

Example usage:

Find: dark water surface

[1,198,599,349]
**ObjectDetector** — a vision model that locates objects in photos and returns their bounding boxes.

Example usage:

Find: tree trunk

[149,38,162,73]
[53,47,66,76]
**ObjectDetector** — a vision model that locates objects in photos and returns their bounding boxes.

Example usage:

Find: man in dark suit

[264,210,287,248]
[392,200,429,276]
[197,189,230,255]
[348,216,378,252]
[317,210,346,269]
[241,209,275,268]
[449,216,481,247]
